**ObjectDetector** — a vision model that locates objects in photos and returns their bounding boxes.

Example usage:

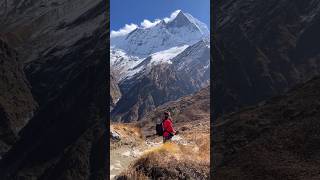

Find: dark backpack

[156,123,163,136]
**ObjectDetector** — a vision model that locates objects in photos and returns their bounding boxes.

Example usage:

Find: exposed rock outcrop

[0,37,38,155]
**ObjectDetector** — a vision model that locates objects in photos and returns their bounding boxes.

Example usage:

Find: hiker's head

[164,111,170,119]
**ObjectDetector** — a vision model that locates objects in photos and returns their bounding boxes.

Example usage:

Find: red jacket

[162,118,175,138]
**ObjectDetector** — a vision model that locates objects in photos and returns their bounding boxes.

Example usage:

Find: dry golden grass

[112,120,210,179]
[182,132,210,161]
[117,139,210,180]
[111,123,143,139]
[110,123,145,149]
[116,169,149,180]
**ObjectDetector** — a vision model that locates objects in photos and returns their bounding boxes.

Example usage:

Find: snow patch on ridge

[149,45,189,65]
[110,45,189,81]
[110,48,143,81]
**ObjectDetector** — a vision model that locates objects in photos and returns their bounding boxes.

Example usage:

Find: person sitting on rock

[162,111,176,143]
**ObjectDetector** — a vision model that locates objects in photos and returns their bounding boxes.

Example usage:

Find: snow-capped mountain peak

[110,11,210,83]
[184,13,210,36]
[157,19,167,27]
[167,10,191,27]
[110,11,209,57]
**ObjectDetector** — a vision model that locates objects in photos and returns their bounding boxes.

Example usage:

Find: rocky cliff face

[0,37,38,156]
[214,0,320,117]
[213,76,320,179]
[0,0,107,179]
[110,70,121,111]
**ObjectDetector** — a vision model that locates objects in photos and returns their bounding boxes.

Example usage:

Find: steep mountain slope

[140,86,210,132]
[172,39,210,89]
[110,70,121,111]
[213,76,320,179]
[0,0,107,179]
[111,39,210,122]
[214,0,320,117]
[110,48,143,82]
[0,37,38,155]
[0,0,104,64]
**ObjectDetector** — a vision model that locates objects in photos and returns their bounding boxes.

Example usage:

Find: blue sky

[110,0,210,32]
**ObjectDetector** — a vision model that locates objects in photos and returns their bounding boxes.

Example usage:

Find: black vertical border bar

[210,0,216,178]
[105,0,111,178]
